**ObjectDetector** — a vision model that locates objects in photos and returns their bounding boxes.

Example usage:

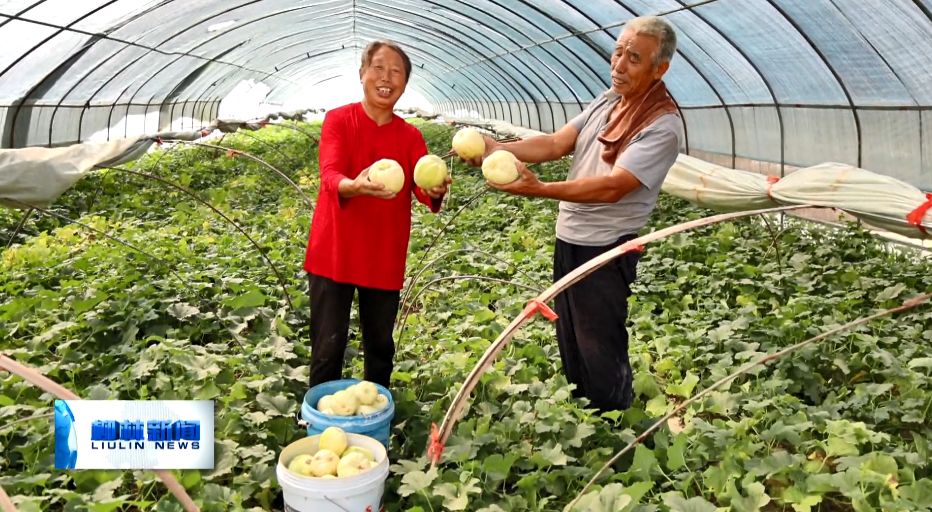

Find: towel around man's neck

[597,79,678,166]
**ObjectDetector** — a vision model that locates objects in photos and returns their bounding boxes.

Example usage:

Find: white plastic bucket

[277,433,389,512]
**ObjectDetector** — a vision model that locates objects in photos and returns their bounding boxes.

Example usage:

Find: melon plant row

[0,119,930,512]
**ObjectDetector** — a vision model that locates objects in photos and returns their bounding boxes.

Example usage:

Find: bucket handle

[285,500,352,512]
[295,411,310,428]
[325,497,353,512]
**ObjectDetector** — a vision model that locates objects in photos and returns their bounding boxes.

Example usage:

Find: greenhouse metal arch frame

[0,0,929,190]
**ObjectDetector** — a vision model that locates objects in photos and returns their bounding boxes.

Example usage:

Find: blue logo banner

[54,400,214,470]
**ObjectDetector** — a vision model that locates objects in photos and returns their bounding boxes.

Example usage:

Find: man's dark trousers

[307,273,399,389]
[552,233,640,413]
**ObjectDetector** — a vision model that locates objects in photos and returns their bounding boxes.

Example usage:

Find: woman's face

[360,46,407,110]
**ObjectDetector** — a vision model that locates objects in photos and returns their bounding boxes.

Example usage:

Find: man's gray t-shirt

[555,89,685,246]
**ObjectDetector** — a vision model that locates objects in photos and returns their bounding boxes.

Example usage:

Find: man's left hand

[487,161,544,197]
[424,175,454,198]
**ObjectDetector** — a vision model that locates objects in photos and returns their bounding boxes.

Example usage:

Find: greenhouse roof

[0,0,930,187]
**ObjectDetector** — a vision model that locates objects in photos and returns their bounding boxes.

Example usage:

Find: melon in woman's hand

[368,159,405,193]
[414,154,448,189]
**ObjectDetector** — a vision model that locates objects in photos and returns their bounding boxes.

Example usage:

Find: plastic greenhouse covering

[0,0,931,233]
[3,1,932,510]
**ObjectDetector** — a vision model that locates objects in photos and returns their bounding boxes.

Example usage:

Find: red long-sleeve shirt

[304,102,443,291]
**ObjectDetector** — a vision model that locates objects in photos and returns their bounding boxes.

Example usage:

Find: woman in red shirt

[304,40,452,390]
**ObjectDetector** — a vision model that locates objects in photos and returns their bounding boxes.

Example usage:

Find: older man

[461,16,683,413]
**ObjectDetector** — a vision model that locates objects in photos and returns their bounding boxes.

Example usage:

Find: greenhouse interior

[1,1,932,512]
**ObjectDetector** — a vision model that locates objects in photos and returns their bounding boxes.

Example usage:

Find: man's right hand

[458,123,581,168]
[458,135,500,168]
[339,167,397,199]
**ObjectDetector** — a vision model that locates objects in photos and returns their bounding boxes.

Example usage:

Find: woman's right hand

[339,167,397,199]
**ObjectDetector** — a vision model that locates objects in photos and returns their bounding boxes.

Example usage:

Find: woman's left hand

[424,175,453,198]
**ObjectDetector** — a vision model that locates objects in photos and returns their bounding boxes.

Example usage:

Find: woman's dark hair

[360,40,413,82]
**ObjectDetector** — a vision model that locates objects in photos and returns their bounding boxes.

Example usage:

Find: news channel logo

[54,400,214,470]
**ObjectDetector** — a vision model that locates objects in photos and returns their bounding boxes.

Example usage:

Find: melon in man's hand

[482,150,520,185]
[452,128,485,159]
[368,159,405,193]
[413,154,448,189]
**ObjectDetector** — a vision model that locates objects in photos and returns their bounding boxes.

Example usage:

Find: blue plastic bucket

[301,379,395,450]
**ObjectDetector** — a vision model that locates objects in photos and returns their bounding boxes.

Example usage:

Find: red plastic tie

[617,244,647,258]
[155,137,163,147]
[522,298,558,321]
[427,422,445,464]
[766,176,780,203]
[226,149,239,158]
[907,192,932,235]
[201,130,211,138]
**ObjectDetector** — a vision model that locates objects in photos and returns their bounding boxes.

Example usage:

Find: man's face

[610,27,670,97]
[359,46,407,109]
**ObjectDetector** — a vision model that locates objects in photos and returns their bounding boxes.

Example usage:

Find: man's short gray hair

[624,16,677,67]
